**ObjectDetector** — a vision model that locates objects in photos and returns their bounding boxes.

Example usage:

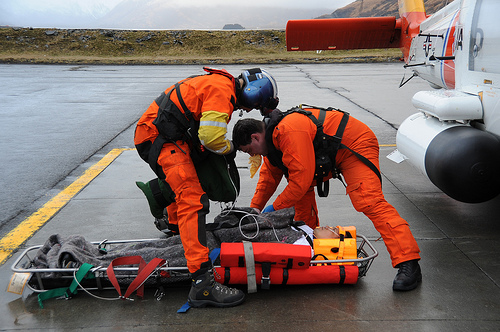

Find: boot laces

[214,283,238,294]
[397,261,413,276]
[208,268,239,294]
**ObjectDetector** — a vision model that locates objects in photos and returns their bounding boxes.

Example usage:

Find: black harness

[264,106,382,197]
[147,68,238,178]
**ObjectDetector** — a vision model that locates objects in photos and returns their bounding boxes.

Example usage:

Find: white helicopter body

[286,0,500,203]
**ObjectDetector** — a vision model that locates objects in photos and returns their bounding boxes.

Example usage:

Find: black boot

[393,259,422,291]
[188,262,245,308]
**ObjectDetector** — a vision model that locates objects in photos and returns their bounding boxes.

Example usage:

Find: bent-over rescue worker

[232,106,422,291]
[134,67,279,307]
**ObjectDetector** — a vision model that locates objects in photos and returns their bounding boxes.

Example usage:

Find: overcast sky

[0,0,354,29]
[2,0,352,11]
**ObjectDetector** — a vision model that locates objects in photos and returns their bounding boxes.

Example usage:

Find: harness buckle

[261,275,271,290]
[154,287,166,301]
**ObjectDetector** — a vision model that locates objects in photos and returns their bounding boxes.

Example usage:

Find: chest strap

[313,108,349,197]
[148,80,202,177]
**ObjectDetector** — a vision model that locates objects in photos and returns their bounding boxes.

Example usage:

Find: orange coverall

[251,108,421,267]
[134,73,236,273]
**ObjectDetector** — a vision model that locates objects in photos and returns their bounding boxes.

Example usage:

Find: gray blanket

[32,207,303,274]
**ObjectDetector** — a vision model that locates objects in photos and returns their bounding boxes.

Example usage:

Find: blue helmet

[239,68,279,116]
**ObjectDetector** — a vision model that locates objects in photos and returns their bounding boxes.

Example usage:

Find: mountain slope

[94,1,332,30]
[319,0,453,19]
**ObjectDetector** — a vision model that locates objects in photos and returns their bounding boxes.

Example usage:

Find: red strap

[123,257,166,299]
[106,256,147,299]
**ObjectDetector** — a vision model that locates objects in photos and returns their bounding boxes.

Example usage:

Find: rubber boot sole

[393,274,422,291]
[188,296,245,308]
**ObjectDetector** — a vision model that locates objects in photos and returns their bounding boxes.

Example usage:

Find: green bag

[136,178,175,219]
[136,152,240,219]
[196,152,240,202]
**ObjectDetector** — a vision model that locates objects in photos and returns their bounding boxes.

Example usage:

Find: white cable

[218,201,236,216]
[234,208,281,242]
[238,212,260,239]
[260,214,281,242]
[214,205,282,242]
[72,269,121,301]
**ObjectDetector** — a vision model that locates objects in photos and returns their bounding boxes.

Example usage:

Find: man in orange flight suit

[232,106,422,291]
[134,67,279,307]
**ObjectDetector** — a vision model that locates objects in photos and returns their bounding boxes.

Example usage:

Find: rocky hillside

[0,28,401,65]
[1,1,455,65]
[320,0,453,18]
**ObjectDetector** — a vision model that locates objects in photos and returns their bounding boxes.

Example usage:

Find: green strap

[38,263,94,309]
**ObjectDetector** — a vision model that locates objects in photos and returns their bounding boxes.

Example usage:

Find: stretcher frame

[11,234,378,294]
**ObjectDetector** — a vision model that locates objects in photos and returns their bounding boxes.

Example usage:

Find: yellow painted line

[380,144,397,147]
[0,148,133,265]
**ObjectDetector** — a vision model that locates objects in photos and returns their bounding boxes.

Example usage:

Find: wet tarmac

[1,63,499,331]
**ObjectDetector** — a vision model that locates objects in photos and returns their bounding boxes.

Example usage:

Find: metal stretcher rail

[11,238,192,293]
[310,234,378,277]
[11,235,378,292]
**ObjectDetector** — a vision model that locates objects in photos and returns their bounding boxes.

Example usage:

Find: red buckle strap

[107,256,166,300]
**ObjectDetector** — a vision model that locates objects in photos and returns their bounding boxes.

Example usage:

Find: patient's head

[313,226,340,239]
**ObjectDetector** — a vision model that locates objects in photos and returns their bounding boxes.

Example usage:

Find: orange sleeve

[271,117,317,210]
[171,75,235,121]
[250,157,284,210]
[190,75,236,154]
[134,100,160,146]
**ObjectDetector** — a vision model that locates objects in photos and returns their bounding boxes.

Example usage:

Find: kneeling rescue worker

[134,67,279,307]
[232,105,422,291]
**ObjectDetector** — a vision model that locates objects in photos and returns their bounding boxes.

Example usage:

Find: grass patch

[0,27,402,65]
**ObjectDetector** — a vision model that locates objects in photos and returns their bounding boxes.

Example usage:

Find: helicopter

[286,0,500,203]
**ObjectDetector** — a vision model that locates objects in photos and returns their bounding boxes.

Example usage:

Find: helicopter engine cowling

[397,112,500,203]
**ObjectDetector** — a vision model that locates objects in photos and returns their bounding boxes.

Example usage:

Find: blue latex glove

[262,205,275,213]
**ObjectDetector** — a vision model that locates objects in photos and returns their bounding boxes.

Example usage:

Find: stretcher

[10,234,378,305]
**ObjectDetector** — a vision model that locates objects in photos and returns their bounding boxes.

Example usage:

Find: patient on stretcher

[31,207,343,275]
